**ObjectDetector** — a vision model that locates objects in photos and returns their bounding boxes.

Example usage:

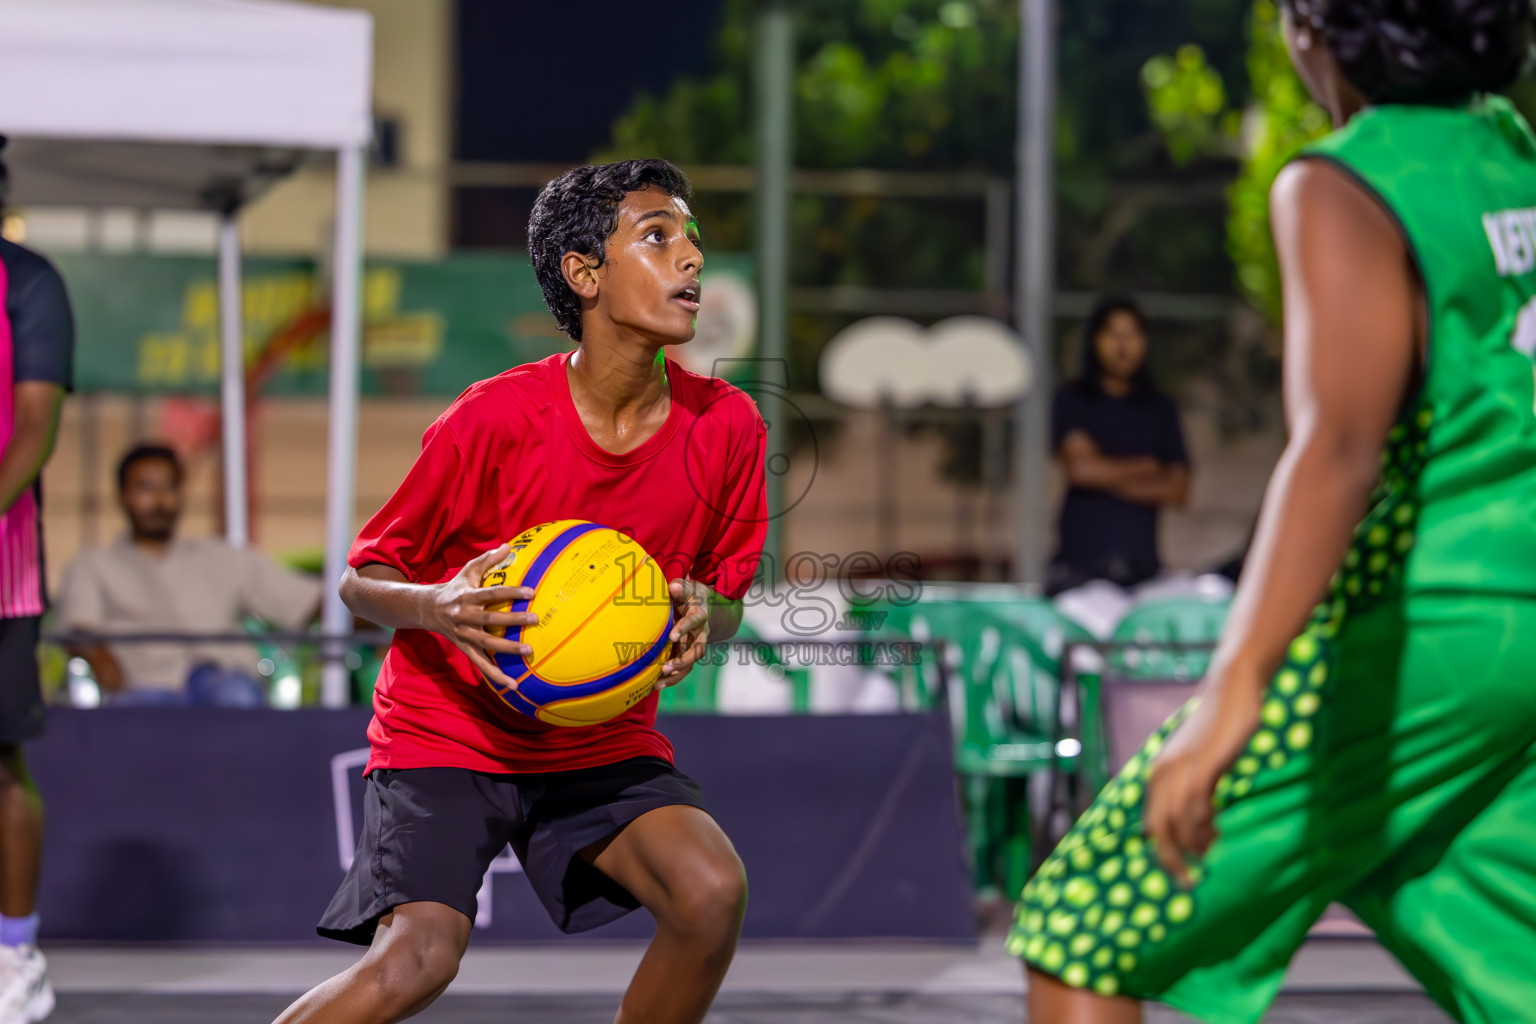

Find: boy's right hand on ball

[429,544,537,689]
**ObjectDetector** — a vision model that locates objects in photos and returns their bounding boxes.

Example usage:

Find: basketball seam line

[514,554,666,689]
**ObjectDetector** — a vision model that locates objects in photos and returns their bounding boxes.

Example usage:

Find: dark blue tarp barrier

[32,710,974,944]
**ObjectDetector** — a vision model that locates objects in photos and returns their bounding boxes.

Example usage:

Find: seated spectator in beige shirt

[56,445,322,703]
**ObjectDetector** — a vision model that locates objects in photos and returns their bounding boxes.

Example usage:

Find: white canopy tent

[0,0,373,706]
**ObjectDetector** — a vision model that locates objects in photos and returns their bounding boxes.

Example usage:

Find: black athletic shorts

[318,756,708,945]
[0,617,45,744]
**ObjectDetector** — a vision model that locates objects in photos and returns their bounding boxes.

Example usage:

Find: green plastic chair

[867,598,958,710]
[658,619,811,714]
[879,589,1090,739]
[862,591,1062,895]
[243,617,389,708]
[1109,596,1231,682]
[351,638,391,706]
[945,598,1100,895]
[955,595,1096,736]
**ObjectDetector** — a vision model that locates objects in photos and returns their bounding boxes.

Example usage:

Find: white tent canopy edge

[0,0,373,707]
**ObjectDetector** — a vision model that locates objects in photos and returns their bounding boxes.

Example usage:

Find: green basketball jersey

[1302,97,1536,602]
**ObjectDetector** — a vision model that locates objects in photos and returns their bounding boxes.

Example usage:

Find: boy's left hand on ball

[657,578,710,688]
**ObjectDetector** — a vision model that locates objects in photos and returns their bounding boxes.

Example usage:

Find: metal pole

[957,399,975,569]
[983,177,1010,308]
[984,410,1007,579]
[79,394,98,550]
[754,0,792,580]
[1013,0,1056,585]
[879,399,897,562]
[217,214,248,549]
[321,146,367,708]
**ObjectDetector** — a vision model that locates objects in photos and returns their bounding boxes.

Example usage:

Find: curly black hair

[0,135,10,211]
[1285,0,1535,103]
[527,159,693,342]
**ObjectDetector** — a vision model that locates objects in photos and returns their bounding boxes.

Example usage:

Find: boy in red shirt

[273,159,767,1024]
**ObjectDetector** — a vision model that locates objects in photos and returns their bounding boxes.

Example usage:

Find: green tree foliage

[1141,1,1328,323]
[604,0,1019,173]
[1227,1,1331,322]
[599,0,1019,299]
[599,0,1248,294]
[1141,45,1239,167]
[1145,0,1536,324]
[599,0,1254,478]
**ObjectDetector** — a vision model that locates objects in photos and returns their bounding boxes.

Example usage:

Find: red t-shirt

[350,352,767,774]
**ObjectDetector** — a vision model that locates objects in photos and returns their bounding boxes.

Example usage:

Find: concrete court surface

[44,937,1451,1023]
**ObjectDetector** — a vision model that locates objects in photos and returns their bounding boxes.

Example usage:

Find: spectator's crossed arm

[1058,429,1188,507]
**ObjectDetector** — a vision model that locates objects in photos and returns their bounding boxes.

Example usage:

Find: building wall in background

[241,0,452,258]
[41,395,1273,596]
[41,397,445,586]
[10,0,453,259]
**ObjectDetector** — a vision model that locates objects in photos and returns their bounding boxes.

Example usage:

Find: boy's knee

[665,854,747,948]
[362,932,460,1012]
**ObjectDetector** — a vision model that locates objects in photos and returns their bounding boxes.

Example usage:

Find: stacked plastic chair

[1108,595,1231,682]
[863,586,1092,896]
[657,618,812,714]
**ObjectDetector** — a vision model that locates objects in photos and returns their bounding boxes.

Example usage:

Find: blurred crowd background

[10,0,1534,710]
[7,0,1533,957]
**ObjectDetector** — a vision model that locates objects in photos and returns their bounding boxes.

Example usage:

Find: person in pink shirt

[0,134,74,1023]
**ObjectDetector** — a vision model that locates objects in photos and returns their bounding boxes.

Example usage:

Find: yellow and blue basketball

[480,520,673,727]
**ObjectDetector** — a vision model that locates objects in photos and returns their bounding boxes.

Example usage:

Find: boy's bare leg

[1027,967,1143,1024]
[271,902,472,1024]
[583,805,748,1024]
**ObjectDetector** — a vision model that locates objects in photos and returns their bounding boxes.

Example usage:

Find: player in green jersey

[1012,2,1536,1022]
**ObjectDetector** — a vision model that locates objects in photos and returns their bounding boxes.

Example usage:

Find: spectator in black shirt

[1048,295,1189,595]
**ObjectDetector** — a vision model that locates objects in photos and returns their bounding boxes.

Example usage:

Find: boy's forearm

[340,565,438,633]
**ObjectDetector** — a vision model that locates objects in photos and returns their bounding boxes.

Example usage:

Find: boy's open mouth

[673,282,700,312]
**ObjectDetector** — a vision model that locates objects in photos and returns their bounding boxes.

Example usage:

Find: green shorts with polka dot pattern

[1009,592,1536,1024]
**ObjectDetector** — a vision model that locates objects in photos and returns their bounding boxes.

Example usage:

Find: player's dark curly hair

[1284,0,1535,103]
[0,135,10,211]
[528,159,692,342]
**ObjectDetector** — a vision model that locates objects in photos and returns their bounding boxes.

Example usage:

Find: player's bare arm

[0,381,62,515]
[339,546,537,690]
[1144,157,1419,885]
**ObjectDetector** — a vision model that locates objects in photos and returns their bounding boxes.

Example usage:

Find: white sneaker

[0,946,53,1023]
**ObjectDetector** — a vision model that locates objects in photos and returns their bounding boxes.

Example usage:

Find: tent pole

[753,0,792,581]
[217,213,249,549]
[1013,0,1056,585]
[321,146,367,708]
